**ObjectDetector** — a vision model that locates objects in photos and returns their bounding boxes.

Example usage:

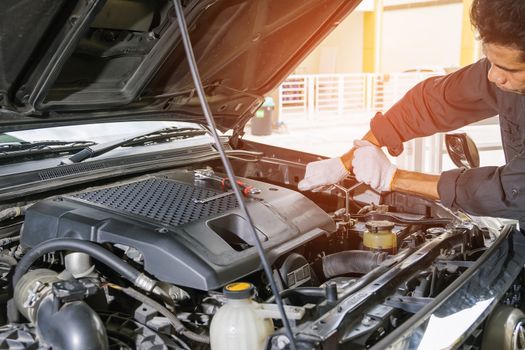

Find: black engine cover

[21,171,335,290]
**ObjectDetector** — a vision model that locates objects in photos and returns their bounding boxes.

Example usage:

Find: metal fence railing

[277,72,443,172]
[278,72,439,120]
[278,75,310,118]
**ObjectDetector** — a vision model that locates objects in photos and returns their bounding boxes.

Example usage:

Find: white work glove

[352,140,397,192]
[298,157,349,191]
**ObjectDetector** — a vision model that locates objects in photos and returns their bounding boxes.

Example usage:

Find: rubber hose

[0,208,17,222]
[322,250,388,278]
[0,204,31,222]
[119,286,210,344]
[356,212,451,226]
[13,238,141,289]
[37,298,109,350]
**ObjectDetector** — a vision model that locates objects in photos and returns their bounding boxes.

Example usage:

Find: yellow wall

[381,3,463,72]
[460,0,476,66]
[362,11,376,72]
[295,1,471,75]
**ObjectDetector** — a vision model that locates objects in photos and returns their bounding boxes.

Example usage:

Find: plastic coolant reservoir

[210,282,274,350]
[363,220,397,254]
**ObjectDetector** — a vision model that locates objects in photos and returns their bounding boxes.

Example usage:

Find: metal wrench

[193,168,261,195]
[192,191,235,204]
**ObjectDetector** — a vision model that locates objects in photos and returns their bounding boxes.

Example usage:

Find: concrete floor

[244,115,371,158]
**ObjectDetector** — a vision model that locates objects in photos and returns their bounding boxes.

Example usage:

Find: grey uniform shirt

[370,58,525,222]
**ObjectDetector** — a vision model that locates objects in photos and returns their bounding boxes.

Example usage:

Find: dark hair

[471,0,525,60]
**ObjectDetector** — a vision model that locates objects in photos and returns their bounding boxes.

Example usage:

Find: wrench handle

[221,179,254,196]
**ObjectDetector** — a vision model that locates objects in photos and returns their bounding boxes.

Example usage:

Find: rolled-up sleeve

[437,168,465,209]
[438,153,525,221]
[371,59,499,156]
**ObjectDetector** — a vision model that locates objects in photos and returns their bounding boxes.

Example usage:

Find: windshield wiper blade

[0,140,95,152]
[123,128,206,147]
[62,126,205,164]
[0,141,96,160]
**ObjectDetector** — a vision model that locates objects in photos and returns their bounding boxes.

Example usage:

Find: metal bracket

[383,295,433,314]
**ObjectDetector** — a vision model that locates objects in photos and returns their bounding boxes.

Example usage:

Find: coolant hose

[0,204,31,222]
[13,238,142,289]
[322,250,389,278]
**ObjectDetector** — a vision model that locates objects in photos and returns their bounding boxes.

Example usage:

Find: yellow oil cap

[223,282,255,299]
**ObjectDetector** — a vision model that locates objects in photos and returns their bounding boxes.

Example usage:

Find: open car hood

[0,0,360,134]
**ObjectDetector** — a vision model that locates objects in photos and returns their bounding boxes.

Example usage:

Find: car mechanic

[299,0,525,226]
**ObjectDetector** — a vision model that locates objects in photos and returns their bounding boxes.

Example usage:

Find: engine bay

[0,156,504,350]
[1,0,524,348]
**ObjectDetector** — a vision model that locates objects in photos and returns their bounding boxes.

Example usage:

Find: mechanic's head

[471,0,525,94]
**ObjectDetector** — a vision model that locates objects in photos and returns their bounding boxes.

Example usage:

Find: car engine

[0,156,511,350]
[21,171,334,291]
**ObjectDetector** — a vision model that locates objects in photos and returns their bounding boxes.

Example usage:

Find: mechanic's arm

[298,130,379,191]
[438,156,525,221]
[353,135,441,201]
[391,170,440,200]
[340,130,379,171]
[353,140,525,222]
[345,60,498,199]
[351,140,440,200]
[371,59,498,157]
[299,59,498,192]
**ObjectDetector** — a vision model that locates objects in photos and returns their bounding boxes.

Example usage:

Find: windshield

[0,121,212,175]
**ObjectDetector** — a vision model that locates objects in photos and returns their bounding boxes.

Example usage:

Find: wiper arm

[0,141,96,161]
[123,128,206,147]
[62,126,205,164]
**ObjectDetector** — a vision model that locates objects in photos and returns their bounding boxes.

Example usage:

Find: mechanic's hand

[298,157,349,191]
[352,140,397,192]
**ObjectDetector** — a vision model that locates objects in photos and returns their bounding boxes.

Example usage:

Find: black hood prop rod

[171,1,297,349]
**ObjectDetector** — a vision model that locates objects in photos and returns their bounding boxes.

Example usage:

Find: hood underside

[0,0,360,133]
